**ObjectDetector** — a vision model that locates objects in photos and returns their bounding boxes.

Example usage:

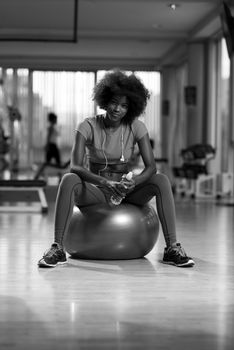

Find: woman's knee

[59,172,82,190]
[150,173,172,190]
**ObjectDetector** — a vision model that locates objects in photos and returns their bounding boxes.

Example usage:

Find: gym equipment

[64,204,159,260]
[0,179,48,213]
[173,144,216,198]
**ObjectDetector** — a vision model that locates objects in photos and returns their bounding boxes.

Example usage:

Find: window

[220,39,230,172]
[32,71,95,163]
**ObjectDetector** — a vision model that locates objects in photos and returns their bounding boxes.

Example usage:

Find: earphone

[99,118,125,175]
[100,129,108,173]
[120,125,125,162]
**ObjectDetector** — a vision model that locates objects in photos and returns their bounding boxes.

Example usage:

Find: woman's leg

[54,172,107,246]
[125,173,176,247]
[38,172,107,267]
[125,173,194,267]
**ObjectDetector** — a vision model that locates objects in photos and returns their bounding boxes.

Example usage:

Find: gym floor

[0,198,233,350]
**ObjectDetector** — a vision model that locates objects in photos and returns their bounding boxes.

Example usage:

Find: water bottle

[110,193,124,206]
[110,172,133,205]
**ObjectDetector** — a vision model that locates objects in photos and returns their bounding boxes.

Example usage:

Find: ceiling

[0,0,232,71]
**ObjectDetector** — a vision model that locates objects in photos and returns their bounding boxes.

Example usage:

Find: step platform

[0,179,48,213]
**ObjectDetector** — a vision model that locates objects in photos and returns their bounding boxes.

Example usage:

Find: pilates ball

[64,204,159,260]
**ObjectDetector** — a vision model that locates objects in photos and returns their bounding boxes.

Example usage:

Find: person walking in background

[45,112,61,166]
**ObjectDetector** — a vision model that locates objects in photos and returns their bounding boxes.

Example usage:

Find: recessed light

[152,23,163,29]
[168,3,179,10]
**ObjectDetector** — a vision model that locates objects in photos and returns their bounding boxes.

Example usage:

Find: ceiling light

[152,23,163,29]
[168,3,179,10]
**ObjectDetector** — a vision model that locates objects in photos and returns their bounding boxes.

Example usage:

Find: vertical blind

[32,71,96,163]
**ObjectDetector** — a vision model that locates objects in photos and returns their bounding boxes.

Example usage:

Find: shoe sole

[38,259,67,268]
[162,259,195,267]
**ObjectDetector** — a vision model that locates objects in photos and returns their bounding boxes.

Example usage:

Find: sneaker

[38,243,67,268]
[162,243,195,267]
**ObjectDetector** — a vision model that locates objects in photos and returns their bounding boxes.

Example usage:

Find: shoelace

[171,245,187,257]
[44,244,61,258]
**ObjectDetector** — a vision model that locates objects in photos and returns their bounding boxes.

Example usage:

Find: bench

[0,179,48,213]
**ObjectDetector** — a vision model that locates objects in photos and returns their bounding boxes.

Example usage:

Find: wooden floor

[0,197,234,350]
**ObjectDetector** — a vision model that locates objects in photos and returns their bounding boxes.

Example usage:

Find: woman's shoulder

[80,115,103,127]
[76,115,103,140]
[130,118,148,140]
[131,118,148,131]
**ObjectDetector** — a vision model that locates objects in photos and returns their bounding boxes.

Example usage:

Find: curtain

[32,71,96,163]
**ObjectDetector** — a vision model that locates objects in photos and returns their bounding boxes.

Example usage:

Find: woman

[38,70,194,268]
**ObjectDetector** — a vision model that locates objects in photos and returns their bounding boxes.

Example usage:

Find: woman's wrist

[99,177,108,187]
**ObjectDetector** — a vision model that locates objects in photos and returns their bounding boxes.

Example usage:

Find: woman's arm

[70,131,107,186]
[133,133,157,186]
[114,133,156,195]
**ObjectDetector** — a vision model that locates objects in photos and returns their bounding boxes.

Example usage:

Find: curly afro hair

[93,70,150,124]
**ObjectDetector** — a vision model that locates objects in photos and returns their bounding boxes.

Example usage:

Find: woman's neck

[103,114,121,130]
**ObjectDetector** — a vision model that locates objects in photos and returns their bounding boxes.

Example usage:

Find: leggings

[54,172,177,248]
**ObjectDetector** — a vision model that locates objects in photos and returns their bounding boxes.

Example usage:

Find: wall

[161,67,178,166]
[186,43,206,145]
[161,42,210,167]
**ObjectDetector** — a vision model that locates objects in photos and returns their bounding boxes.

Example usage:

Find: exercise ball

[64,204,159,260]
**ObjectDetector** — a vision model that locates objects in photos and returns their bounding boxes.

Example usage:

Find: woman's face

[106,95,129,125]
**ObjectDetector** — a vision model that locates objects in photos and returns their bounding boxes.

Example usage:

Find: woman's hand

[117,178,136,195]
[101,179,124,197]
[116,171,135,195]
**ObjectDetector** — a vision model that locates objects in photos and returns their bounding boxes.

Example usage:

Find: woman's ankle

[53,241,64,250]
[167,242,178,249]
